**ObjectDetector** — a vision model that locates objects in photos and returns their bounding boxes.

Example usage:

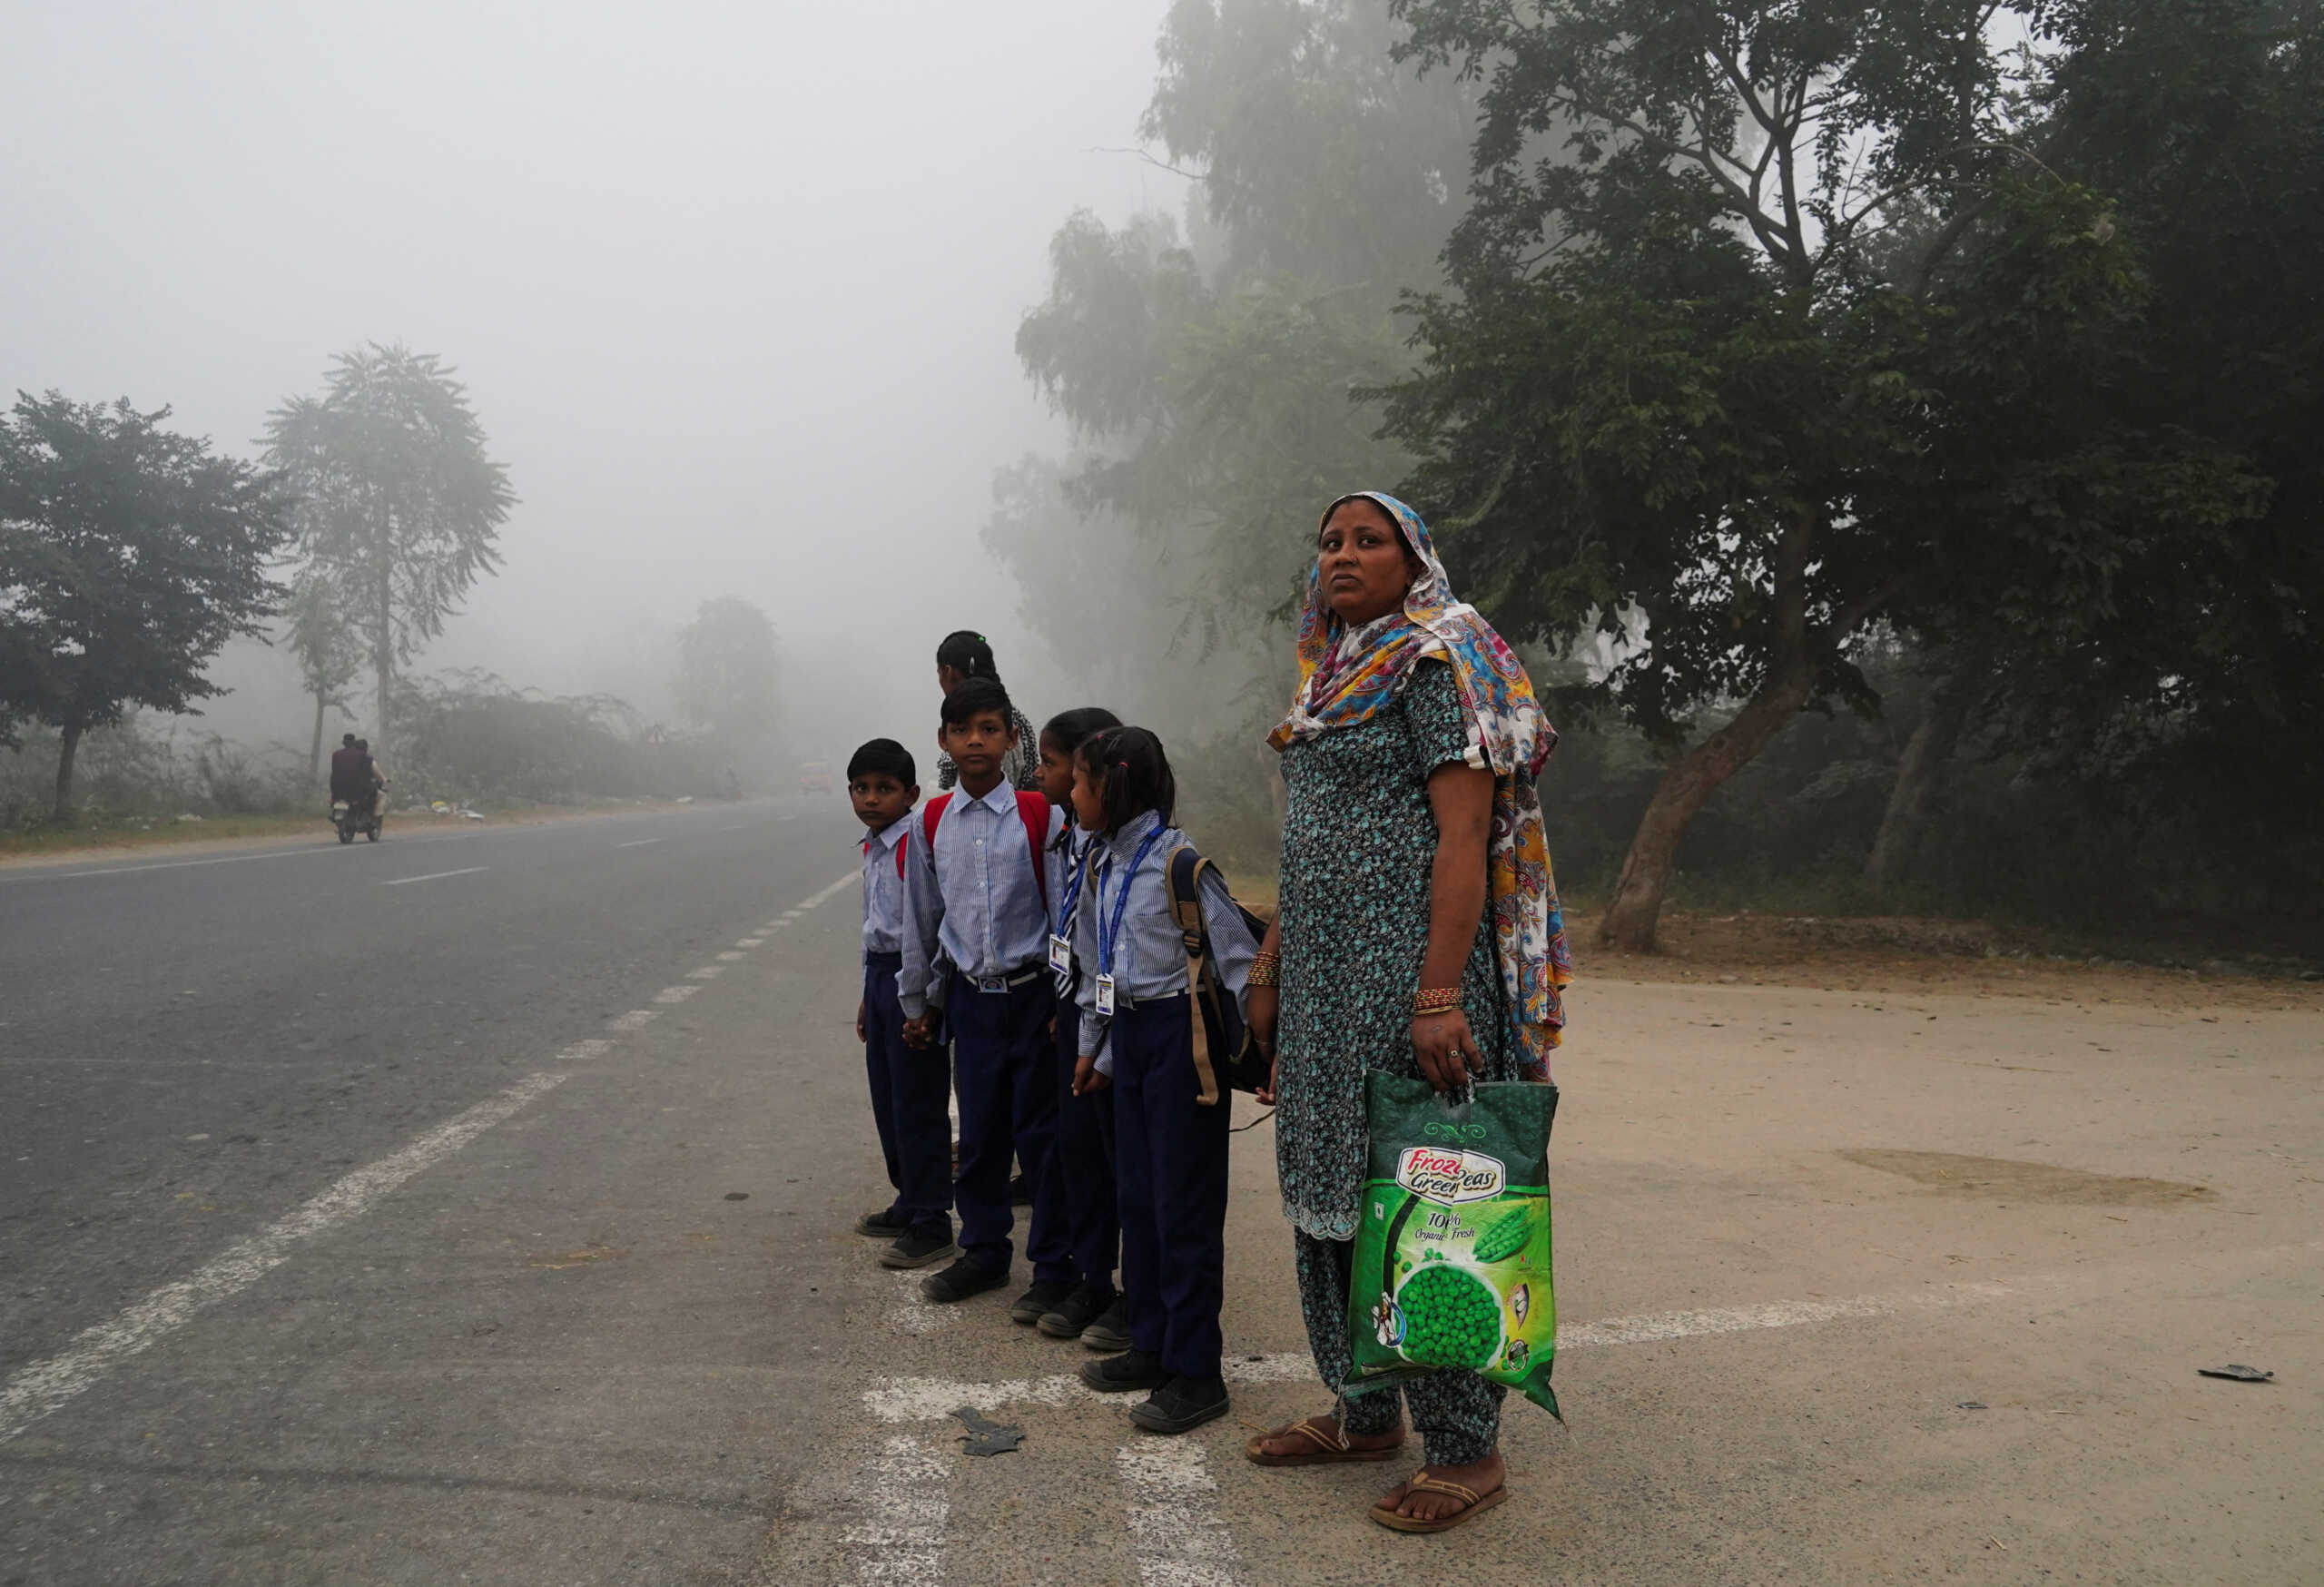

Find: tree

[263,344,513,758]
[674,596,778,747]
[1961,0,2324,788]
[1381,0,2272,948]
[993,0,1483,721]
[0,392,290,820]
[282,572,364,785]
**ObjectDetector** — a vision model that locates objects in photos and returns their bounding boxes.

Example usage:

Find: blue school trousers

[947,973,1071,1281]
[1049,1000,1118,1295]
[862,952,951,1241]
[1111,994,1229,1380]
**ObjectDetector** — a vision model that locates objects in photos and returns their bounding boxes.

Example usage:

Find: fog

[2,0,1193,762]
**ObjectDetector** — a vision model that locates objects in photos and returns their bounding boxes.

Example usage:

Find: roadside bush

[387,670,725,807]
[0,717,304,829]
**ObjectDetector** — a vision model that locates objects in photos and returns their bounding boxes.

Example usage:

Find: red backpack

[903,790,1050,901]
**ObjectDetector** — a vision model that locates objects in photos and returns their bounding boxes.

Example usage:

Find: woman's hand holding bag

[1410,1007,1482,1094]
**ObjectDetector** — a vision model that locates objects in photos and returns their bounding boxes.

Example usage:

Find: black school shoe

[1009,1279,1077,1326]
[854,1207,911,1239]
[1081,1295,1133,1353]
[1129,1375,1231,1435]
[1036,1284,1117,1340]
[920,1257,1010,1303]
[879,1228,959,1270]
[1079,1349,1167,1393]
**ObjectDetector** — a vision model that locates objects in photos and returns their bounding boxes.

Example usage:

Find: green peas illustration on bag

[1344,1073,1561,1419]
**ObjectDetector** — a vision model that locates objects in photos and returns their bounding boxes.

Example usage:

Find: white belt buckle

[976,974,1010,995]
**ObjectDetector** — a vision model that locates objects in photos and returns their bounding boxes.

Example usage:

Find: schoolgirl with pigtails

[1026,706,1131,1351]
[1068,726,1261,1434]
[931,630,1041,792]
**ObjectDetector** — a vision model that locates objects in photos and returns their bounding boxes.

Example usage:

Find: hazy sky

[2,0,1191,751]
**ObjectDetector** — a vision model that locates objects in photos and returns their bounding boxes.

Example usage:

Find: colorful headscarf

[1268,491,1572,1077]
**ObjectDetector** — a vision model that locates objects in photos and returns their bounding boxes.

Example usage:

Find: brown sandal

[1369,1472,1511,1533]
[1244,1416,1404,1467]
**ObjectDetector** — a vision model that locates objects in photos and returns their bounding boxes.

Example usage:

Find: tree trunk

[309,689,328,786]
[372,492,395,762]
[1599,662,1817,952]
[52,721,84,824]
[1866,685,1969,885]
[374,555,394,765]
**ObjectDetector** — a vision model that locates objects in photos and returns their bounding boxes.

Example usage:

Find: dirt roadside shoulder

[1572,906,2324,1014]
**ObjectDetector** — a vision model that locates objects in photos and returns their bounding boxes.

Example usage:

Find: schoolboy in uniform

[848,740,956,1270]
[898,677,1075,1316]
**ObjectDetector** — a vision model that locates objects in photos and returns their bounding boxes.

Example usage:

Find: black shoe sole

[879,1240,960,1271]
[1129,1392,1231,1435]
[1009,1297,1059,1326]
[1036,1313,1088,1339]
[855,1217,910,1239]
[1081,1324,1133,1352]
[1080,1362,1167,1394]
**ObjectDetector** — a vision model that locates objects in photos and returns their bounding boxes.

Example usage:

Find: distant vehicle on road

[797,760,832,794]
[330,797,382,843]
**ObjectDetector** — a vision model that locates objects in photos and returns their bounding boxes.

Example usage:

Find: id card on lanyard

[1095,825,1166,1020]
[1048,837,1091,978]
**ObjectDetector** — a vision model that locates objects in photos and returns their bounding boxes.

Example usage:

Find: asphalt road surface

[2,808,2318,1585]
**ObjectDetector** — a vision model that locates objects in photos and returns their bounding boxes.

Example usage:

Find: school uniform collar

[1100,809,1166,863]
[955,780,1018,817]
[864,814,909,853]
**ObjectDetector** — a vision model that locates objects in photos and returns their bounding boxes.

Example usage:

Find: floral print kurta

[1274,659,1516,1241]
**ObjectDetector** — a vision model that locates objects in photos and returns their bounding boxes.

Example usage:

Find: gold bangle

[1411,986,1462,1016]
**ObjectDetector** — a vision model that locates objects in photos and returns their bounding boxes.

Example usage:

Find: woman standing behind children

[1030,708,1132,1351]
[1068,727,1259,1434]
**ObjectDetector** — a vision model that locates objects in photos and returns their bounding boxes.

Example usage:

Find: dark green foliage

[1396,1260,1499,1366]
[1384,0,2318,945]
[0,392,290,817]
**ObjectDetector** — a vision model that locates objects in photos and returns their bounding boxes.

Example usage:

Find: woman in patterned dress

[1243,491,1570,1533]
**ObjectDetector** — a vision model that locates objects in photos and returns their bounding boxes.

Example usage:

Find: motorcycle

[330,794,383,844]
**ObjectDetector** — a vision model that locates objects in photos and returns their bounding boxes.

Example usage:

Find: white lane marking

[382,867,487,887]
[715,951,746,961]
[0,1070,568,1444]
[842,1434,950,1583]
[555,1039,614,1064]
[889,1272,950,1336]
[687,966,725,981]
[54,844,354,879]
[798,872,855,910]
[861,1282,2018,1422]
[616,838,664,849]
[867,1374,1085,1423]
[1118,1443,1239,1587]
[735,938,765,948]
[1561,1283,2009,1348]
[654,985,701,1004]
[607,1010,659,1033]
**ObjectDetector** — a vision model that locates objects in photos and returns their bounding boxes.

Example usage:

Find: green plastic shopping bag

[1344,1071,1561,1418]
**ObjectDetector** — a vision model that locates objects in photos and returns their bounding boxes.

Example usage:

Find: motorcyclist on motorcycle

[328,734,389,832]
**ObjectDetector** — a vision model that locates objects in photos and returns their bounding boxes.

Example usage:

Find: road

[0,802,852,1391]
[2,809,2319,1584]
